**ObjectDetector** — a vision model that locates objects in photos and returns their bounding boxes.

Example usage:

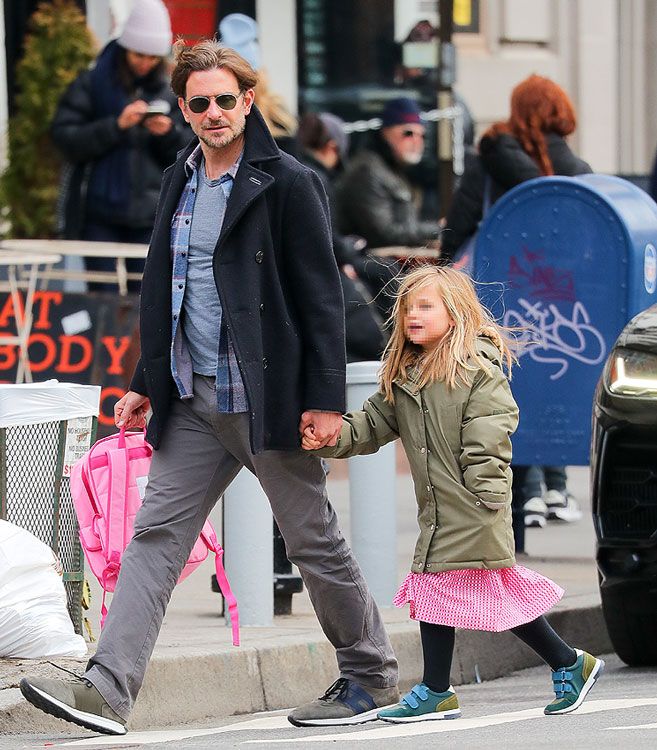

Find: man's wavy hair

[170,38,258,99]
[379,266,517,403]
[483,74,577,176]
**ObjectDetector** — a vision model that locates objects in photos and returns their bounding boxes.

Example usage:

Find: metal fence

[0,418,96,633]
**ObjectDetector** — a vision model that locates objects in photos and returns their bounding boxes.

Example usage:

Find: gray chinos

[85,375,398,719]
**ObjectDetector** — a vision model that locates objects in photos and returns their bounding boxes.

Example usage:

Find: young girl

[302,266,604,722]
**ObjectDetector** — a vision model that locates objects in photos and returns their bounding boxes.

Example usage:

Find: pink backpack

[70,427,239,645]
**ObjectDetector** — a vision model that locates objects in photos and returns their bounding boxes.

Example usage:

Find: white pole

[346,362,397,607]
[223,468,273,626]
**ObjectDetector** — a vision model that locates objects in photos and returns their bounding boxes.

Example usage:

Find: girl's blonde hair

[379,266,517,402]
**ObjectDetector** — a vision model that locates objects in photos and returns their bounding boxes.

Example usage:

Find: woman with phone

[51,0,189,291]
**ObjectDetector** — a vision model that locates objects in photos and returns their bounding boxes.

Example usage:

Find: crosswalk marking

[56,697,657,747]
[58,714,290,746]
[606,722,657,731]
[244,698,657,744]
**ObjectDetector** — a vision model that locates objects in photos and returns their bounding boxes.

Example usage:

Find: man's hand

[142,114,173,136]
[115,391,151,428]
[299,410,342,449]
[117,100,149,130]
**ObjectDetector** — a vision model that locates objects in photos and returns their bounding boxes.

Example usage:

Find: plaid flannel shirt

[169,144,248,412]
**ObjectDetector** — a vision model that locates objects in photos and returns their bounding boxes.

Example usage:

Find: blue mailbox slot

[474,174,657,465]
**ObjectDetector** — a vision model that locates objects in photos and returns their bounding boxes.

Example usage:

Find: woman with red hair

[440,74,591,261]
[440,74,592,553]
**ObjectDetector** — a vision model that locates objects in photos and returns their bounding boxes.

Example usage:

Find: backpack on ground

[70,427,239,645]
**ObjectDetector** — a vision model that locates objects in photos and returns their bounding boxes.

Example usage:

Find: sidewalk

[0,458,610,734]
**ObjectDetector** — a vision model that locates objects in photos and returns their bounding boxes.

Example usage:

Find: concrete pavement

[0,458,610,734]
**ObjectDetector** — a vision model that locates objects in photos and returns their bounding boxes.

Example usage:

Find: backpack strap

[98,432,131,626]
[201,527,239,646]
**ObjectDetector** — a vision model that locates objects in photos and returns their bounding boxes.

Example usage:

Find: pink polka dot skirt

[393,565,564,632]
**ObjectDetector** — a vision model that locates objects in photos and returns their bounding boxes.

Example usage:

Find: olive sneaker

[287,678,400,726]
[544,649,605,715]
[377,683,461,723]
[20,674,127,735]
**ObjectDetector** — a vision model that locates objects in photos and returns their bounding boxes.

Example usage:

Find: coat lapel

[217,164,274,246]
[149,148,193,254]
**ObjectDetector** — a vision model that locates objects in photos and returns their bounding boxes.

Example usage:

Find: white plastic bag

[0,520,87,658]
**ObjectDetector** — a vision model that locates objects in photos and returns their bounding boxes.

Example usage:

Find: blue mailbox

[474,174,657,465]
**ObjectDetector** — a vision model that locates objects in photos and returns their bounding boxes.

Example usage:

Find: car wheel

[600,581,657,666]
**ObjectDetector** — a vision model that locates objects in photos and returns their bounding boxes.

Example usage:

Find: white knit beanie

[117,0,173,58]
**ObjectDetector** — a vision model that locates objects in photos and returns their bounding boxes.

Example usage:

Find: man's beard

[197,116,246,150]
[402,151,423,165]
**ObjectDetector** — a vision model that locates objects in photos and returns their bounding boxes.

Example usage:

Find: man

[337,97,441,249]
[20,40,398,735]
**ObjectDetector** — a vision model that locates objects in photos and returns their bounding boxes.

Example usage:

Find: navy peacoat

[129,107,346,452]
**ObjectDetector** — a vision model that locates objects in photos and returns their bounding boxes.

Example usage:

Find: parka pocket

[436,404,462,455]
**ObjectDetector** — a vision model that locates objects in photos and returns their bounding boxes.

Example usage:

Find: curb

[0,603,611,734]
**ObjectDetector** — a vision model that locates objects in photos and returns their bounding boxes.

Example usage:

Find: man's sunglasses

[186,91,243,114]
[402,129,425,138]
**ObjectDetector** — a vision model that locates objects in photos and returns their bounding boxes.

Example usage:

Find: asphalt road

[5,653,657,750]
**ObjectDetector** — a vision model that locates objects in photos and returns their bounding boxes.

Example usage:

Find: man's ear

[242,88,256,115]
[178,97,189,123]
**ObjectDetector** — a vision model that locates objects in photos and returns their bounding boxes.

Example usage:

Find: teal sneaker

[377,683,461,723]
[544,649,605,715]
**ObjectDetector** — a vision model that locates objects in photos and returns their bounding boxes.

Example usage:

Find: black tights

[420,617,577,693]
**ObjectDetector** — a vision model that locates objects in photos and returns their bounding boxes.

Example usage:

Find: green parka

[320,337,519,573]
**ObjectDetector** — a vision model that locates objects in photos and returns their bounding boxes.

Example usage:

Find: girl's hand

[301,426,322,451]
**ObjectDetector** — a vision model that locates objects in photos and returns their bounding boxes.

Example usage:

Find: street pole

[437,0,455,216]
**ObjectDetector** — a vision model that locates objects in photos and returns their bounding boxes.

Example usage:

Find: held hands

[299,410,342,451]
[301,426,322,451]
[115,391,151,429]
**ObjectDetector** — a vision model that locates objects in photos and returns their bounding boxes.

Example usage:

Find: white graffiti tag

[503,298,607,380]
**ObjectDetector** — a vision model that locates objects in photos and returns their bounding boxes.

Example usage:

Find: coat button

[426,485,431,492]
[262,357,268,369]
[259,303,264,313]
[430,523,435,530]
[420,447,426,453]
[255,250,264,263]
[476,501,481,506]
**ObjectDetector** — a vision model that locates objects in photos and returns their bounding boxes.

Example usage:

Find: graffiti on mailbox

[503,249,606,380]
[503,298,606,380]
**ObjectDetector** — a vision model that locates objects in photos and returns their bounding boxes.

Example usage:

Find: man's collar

[184,143,243,179]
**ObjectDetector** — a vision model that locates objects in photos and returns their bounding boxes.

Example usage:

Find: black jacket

[51,64,189,238]
[299,151,360,267]
[441,132,592,262]
[130,107,346,452]
[299,150,386,362]
[336,134,440,248]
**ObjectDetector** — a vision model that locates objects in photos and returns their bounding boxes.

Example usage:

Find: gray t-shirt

[182,161,232,375]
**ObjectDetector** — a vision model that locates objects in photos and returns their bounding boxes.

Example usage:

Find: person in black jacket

[297,112,386,361]
[20,40,399,736]
[51,0,189,291]
[440,74,592,552]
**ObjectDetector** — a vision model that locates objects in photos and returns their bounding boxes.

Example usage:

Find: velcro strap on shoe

[401,683,429,709]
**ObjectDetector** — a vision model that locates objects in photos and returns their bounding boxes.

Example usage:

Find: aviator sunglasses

[186,91,244,114]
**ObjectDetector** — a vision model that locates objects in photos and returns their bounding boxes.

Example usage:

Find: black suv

[591,303,657,666]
